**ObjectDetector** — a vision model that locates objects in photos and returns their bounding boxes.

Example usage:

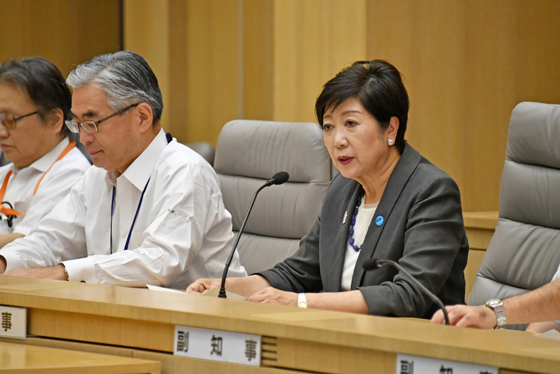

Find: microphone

[218,171,290,298]
[266,171,289,186]
[362,258,450,325]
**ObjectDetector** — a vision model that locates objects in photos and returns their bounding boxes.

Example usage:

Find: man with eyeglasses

[0,57,90,248]
[0,51,246,288]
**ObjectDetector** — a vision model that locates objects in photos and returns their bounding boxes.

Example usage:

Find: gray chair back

[214,120,333,274]
[468,102,560,328]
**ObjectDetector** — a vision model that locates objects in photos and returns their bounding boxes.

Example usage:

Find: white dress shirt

[552,267,560,282]
[0,137,91,235]
[1,130,246,288]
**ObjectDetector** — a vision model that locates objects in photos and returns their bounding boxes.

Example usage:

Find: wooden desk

[463,211,499,297]
[0,341,160,373]
[0,276,559,374]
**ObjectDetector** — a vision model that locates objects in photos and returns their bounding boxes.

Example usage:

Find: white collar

[106,129,168,191]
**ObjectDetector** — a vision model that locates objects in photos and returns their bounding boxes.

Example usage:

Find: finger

[447,306,471,326]
[430,310,444,324]
[247,290,266,303]
[185,282,199,293]
[455,315,478,328]
[186,280,209,294]
[432,306,458,324]
[454,310,484,328]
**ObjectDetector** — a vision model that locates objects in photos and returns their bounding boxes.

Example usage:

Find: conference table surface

[0,275,559,374]
[0,341,160,373]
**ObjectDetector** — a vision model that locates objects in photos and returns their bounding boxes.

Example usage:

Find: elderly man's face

[0,83,62,168]
[71,85,141,174]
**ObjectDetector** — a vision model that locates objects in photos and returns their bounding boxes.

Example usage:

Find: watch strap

[297,293,308,308]
[485,299,506,330]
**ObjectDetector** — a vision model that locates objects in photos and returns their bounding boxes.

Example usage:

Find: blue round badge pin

[375,216,384,226]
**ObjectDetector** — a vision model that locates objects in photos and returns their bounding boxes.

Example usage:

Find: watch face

[297,302,308,308]
[486,298,503,308]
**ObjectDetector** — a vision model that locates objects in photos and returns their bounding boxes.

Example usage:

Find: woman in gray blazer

[188,60,468,318]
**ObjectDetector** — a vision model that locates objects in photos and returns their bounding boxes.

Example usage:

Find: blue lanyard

[110,178,150,253]
[109,133,172,253]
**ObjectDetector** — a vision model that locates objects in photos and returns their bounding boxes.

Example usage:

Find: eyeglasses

[0,111,40,129]
[64,103,140,134]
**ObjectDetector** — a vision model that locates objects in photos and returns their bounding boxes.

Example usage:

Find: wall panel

[273,0,366,122]
[0,0,121,77]
[123,0,560,211]
[366,0,560,211]
[124,0,170,131]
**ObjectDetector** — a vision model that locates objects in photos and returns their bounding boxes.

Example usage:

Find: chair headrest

[214,120,331,183]
[507,102,560,168]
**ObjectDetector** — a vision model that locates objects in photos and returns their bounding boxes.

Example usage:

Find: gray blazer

[260,144,469,318]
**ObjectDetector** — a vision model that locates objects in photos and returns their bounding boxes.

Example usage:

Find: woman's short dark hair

[0,57,72,136]
[315,60,409,154]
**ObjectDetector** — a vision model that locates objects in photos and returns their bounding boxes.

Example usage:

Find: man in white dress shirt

[0,57,91,247]
[0,51,246,288]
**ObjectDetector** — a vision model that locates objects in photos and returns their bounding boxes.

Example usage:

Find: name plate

[397,354,497,374]
[174,325,261,366]
[0,306,26,339]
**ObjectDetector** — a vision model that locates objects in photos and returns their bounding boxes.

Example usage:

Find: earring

[388,139,394,146]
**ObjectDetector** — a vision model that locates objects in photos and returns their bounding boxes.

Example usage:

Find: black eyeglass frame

[65,103,140,134]
[0,111,40,129]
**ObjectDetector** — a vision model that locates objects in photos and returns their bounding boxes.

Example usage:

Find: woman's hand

[247,287,298,306]
[186,278,221,293]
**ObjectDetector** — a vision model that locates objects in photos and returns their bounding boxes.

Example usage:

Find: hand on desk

[187,275,299,305]
[187,278,298,306]
[3,264,67,281]
[431,305,497,329]
[186,278,222,293]
[247,287,297,306]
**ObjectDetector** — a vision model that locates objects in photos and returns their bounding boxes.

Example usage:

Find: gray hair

[66,51,163,124]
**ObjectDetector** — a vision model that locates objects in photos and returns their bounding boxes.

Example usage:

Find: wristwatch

[297,293,308,308]
[485,298,506,330]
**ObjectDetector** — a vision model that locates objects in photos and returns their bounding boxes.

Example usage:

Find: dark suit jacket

[260,143,469,318]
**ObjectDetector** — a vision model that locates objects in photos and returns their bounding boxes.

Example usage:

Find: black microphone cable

[363,258,450,325]
[218,171,290,298]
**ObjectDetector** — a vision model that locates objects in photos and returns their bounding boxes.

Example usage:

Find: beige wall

[123,0,560,211]
[4,1,560,212]
[366,0,560,211]
[124,0,366,145]
[0,0,121,78]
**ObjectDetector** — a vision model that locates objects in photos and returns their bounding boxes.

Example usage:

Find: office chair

[468,102,560,329]
[214,119,333,274]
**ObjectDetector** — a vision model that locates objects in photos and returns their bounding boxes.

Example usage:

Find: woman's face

[322,97,398,184]
[0,83,62,168]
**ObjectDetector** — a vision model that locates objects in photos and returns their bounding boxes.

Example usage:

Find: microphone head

[362,258,383,271]
[270,171,290,185]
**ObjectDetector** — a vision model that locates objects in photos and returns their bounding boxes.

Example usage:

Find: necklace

[348,191,365,251]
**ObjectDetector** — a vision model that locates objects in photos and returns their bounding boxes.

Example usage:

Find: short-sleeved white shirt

[0,137,91,235]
